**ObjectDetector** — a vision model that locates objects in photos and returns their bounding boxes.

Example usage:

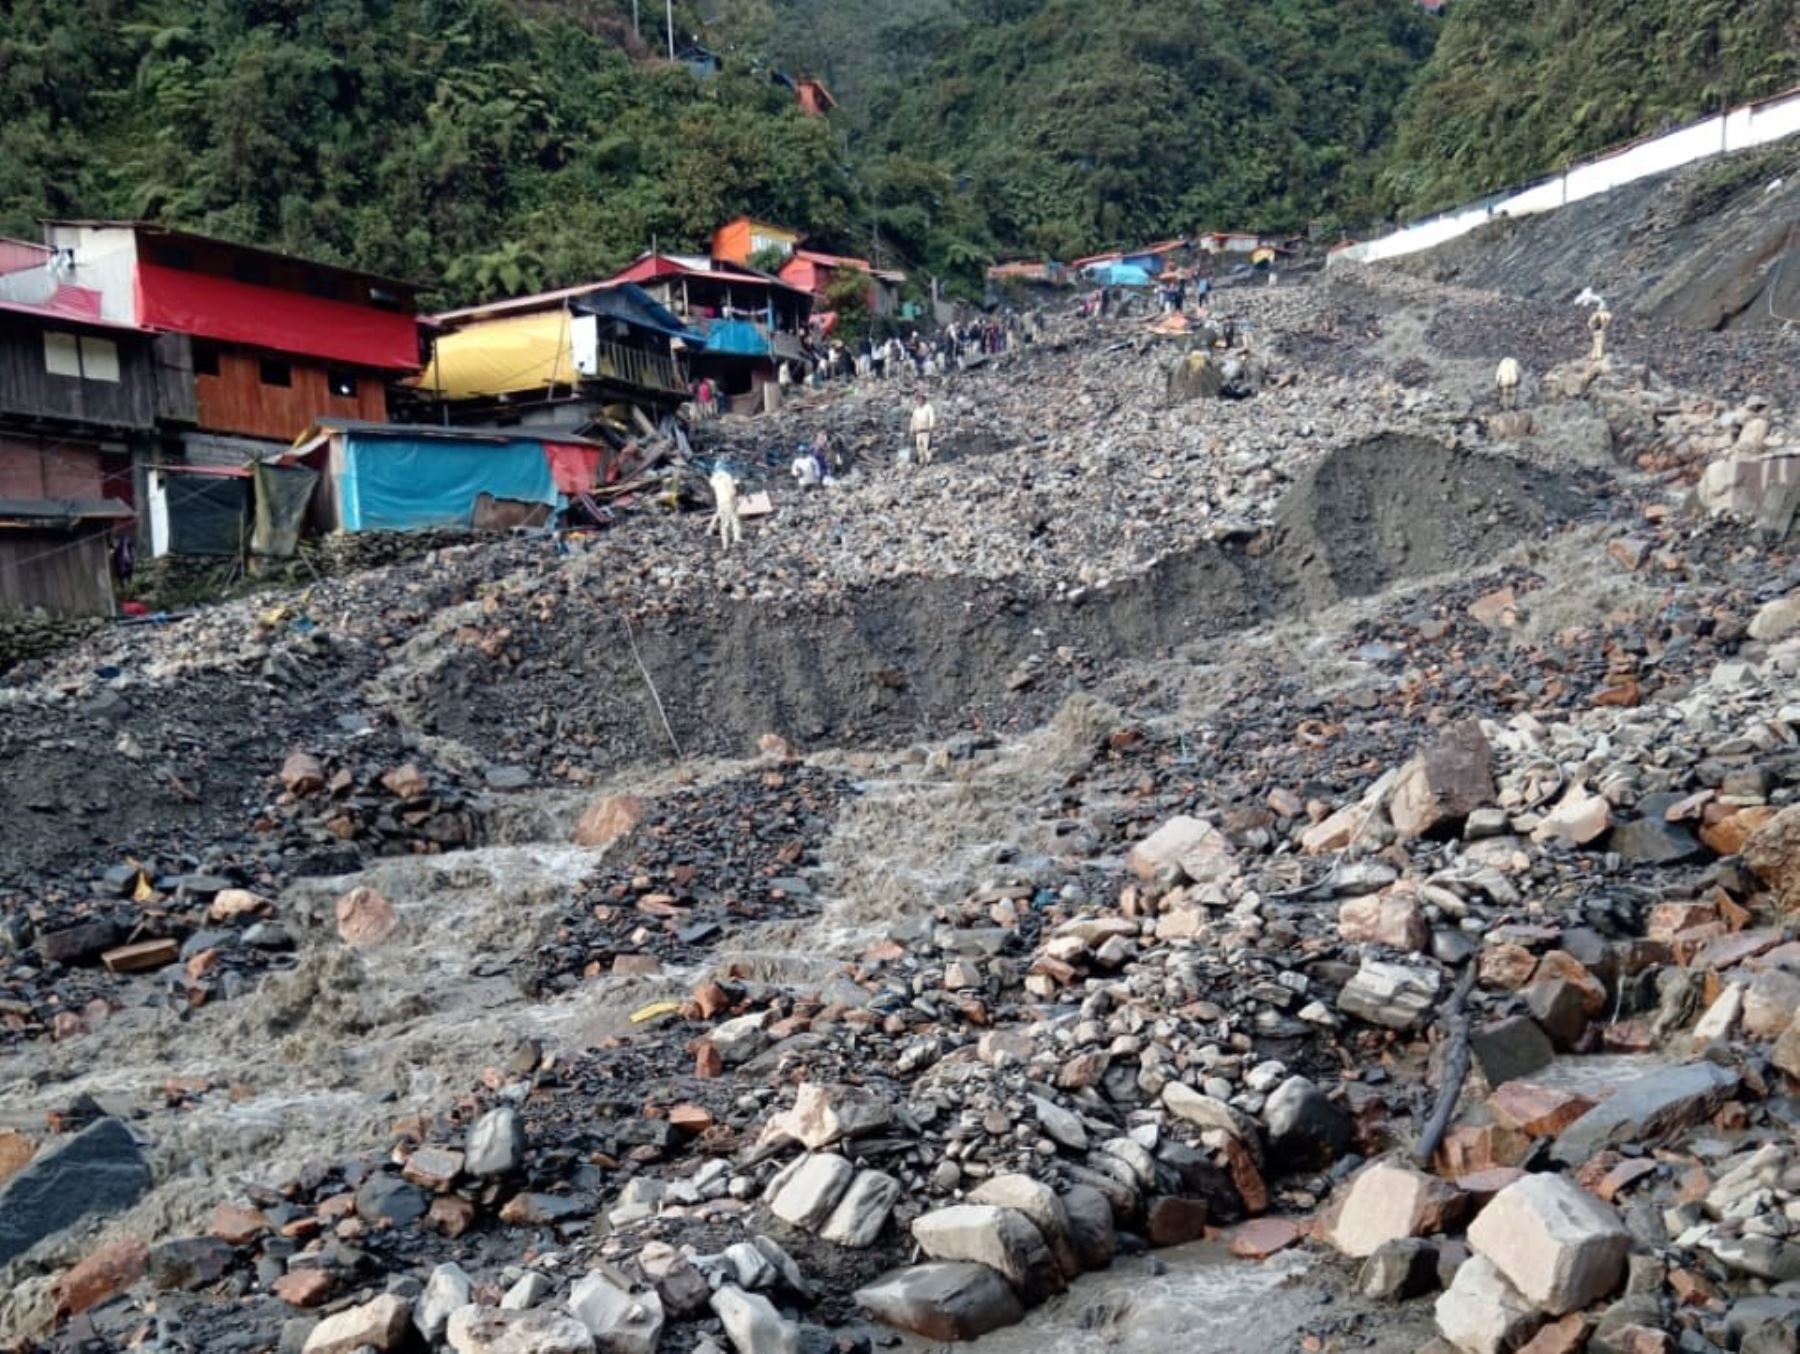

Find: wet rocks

[0,1116,149,1268]
[854,1262,1025,1342]
[711,1284,800,1354]
[1468,1173,1630,1314]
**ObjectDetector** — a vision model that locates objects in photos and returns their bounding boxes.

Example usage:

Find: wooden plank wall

[0,318,157,430]
[0,525,115,616]
[195,347,387,442]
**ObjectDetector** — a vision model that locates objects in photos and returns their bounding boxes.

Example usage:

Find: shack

[0,498,133,616]
[293,420,600,534]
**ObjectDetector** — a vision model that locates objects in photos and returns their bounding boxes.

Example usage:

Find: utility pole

[667,0,675,60]
[633,0,639,38]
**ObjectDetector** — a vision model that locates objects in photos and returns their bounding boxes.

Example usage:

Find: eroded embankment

[410,436,1585,776]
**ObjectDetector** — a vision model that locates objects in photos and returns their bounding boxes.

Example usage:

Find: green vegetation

[0,0,855,304]
[2,0,1792,305]
[1379,0,1800,216]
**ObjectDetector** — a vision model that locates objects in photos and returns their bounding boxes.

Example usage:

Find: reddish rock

[574,794,646,850]
[612,954,662,976]
[1593,1158,1658,1203]
[281,751,325,795]
[335,886,399,948]
[1326,1160,1464,1258]
[209,1204,269,1246]
[1701,805,1775,857]
[425,1194,476,1238]
[272,1268,333,1308]
[1146,1197,1210,1246]
[1604,1327,1674,1354]
[1218,1134,1269,1215]
[692,981,731,1019]
[1647,901,1719,942]
[53,1237,148,1316]
[1487,1083,1596,1138]
[380,763,430,799]
[1338,893,1430,952]
[1454,1167,1525,1205]
[1530,951,1606,1015]
[695,1043,723,1079]
[102,939,179,974]
[1388,721,1495,841]
[1668,1267,1717,1306]
[0,1129,36,1184]
[1745,806,1800,910]
[1229,1218,1302,1259]
[1519,1313,1590,1354]
[1480,943,1539,991]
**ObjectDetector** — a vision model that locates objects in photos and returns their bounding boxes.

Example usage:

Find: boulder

[1338,960,1442,1030]
[1059,1185,1118,1271]
[1358,1237,1440,1301]
[1487,1083,1595,1138]
[1551,1062,1739,1165]
[819,1169,901,1248]
[1389,722,1495,841]
[764,1082,893,1150]
[1470,1016,1555,1088]
[1750,593,1800,642]
[1436,1255,1542,1354]
[1263,1075,1352,1171]
[1468,1174,1630,1315]
[447,1307,597,1354]
[1744,806,1800,910]
[1327,1159,1464,1258]
[0,1117,150,1268]
[911,1205,1063,1300]
[417,1263,473,1343]
[53,1237,149,1317]
[1125,815,1236,885]
[711,1285,800,1354]
[466,1106,526,1177]
[1744,969,1800,1040]
[1161,1081,1252,1140]
[854,1262,1025,1341]
[969,1175,1081,1279]
[567,1272,662,1354]
[574,794,645,850]
[303,1294,412,1353]
[1533,786,1612,847]
[767,1153,854,1231]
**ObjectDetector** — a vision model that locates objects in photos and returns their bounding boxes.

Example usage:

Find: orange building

[710,217,806,268]
[794,78,836,117]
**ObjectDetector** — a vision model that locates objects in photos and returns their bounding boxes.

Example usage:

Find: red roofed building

[793,79,836,117]
[45,222,422,457]
[777,249,905,317]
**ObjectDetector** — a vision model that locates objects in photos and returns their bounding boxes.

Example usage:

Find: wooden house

[793,78,836,118]
[44,222,423,462]
[0,498,135,617]
[710,218,806,268]
[778,249,905,319]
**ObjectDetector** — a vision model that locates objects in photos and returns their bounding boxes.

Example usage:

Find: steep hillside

[1381,0,1800,217]
[0,0,854,305]
[1394,142,1800,331]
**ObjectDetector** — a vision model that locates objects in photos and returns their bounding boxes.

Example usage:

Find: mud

[410,436,1587,779]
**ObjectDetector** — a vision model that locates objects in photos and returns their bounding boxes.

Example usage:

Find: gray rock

[969,1174,1081,1279]
[0,1117,150,1268]
[1263,1075,1351,1171]
[446,1306,596,1353]
[1059,1185,1118,1271]
[1551,1062,1740,1166]
[37,918,123,965]
[566,1271,662,1354]
[1358,1237,1439,1301]
[1607,813,1704,864]
[1470,1015,1555,1088]
[1029,1095,1088,1151]
[1467,1173,1629,1314]
[501,1271,553,1311]
[819,1169,901,1248]
[767,1153,854,1231]
[1338,960,1441,1030]
[854,1262,1025,1341]
[146,1236,235,1290]
[1729,1297,1800,1354]
[355,1173,428,1227]
[1435,1255,1540,1354]
[466,1107,526,1177]
[912,1204,1064,1300]
[710,1284,800,1354]
[1523,980,1588,1051]
[417,1263,473,1342]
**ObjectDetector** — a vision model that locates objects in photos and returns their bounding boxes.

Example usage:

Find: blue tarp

[702,319,772,357]
[338,434,558,532]
[1088,262,1154,287]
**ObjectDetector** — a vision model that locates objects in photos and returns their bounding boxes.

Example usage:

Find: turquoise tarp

[703,319,771,357]
[1089,262,1153,287]
[339,434,558,532]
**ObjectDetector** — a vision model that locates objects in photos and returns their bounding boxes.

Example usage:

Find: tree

[823,266,873,342]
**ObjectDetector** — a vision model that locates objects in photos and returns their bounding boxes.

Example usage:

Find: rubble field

[0,264,1797,1354]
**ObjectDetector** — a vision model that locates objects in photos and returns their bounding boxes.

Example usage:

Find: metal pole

[633,0,639,37]
[667,0,675,60]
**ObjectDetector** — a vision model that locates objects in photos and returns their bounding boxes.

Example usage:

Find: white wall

[1333,85,1800,268]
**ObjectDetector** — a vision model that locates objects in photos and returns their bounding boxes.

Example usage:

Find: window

[259,358,292,388]
[43,331,81,377]
[368,286,404,313]
[192,343,221,377]
[327,369,358,399]
[233,256,271,286]
[79,337,120,383]
[43,332,120,382]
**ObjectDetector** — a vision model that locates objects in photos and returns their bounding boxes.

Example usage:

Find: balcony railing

[585,339,687,396]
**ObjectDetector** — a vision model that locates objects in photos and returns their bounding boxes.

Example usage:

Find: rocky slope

[0,271,1796,1354]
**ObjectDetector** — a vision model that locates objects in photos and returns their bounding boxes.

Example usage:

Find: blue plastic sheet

[339,435,557,532]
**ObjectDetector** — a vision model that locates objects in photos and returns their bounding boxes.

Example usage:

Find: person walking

[909,392,938,466]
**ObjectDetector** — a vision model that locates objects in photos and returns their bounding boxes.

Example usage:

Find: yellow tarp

[417,311,577,400]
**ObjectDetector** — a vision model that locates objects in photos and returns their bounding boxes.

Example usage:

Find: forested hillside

[1,0,1794,306]
[0,0,854,303]
[1381,0,1800,215]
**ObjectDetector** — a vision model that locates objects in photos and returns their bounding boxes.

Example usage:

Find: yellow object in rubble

[629,1000,682,1025]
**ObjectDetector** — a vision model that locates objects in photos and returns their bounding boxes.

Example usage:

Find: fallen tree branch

[1413,961,1480,1169]
[620,611,682,761]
